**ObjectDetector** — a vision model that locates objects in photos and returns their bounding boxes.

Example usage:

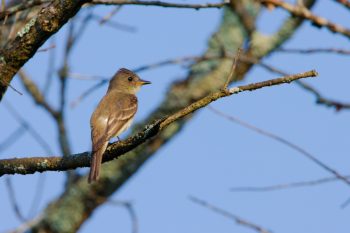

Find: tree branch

[260,0,350,39]
[0,70,317,176]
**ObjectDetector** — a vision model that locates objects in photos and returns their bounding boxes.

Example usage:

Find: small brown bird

[88,68,151,183]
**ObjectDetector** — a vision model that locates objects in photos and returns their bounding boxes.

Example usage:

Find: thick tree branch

[0,70,317,176]
[0,0,88,101]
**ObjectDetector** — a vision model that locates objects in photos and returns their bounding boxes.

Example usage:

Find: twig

[340,197,350,208]
[37,44,56,53]
[230,175,349,192]
[18,70,58,118]
[277,47,350,55]
[189,196,272,233]
[5,177,26,222]
[0,70,317,176]
[43,38,56,97]
[8,84,23,96]
[90,0,228,9]
[4,101,54,155]
[223,48,241,90]
[0,125,26,152]
[92,14,136,32]
[260,0,350,39]
[209,106,350,187]
[99,6,121,24]
[70,79,108,108]
[68,73,107,80]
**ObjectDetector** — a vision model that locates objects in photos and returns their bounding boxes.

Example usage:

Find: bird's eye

[128,77,133,82]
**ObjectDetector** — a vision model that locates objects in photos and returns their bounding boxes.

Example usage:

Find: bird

[88,68,151,183]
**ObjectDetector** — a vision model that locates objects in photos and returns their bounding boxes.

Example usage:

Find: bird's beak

[139,79,151,85]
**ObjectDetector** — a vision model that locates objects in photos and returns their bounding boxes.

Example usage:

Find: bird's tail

[88,143,107,183]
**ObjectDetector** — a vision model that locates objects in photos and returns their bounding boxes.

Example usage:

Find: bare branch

[18,70,58,118]
[90,0,228,9]
[260,0,350,39]
[0,70,317,176]
[209,106,350,186]
[223,48,241,90]
[189,196,272,233]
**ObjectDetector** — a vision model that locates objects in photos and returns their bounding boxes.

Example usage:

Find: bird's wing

[105,94,138,139]
[90,94,137,152]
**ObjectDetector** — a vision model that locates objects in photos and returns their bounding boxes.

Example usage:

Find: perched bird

[88,68,151,183]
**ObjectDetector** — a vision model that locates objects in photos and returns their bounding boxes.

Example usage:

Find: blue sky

[1,1,350,232]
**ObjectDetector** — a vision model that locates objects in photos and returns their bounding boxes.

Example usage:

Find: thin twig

[230,175,349,192]
[277,47,350,55]
[340,197,350,208]
[43,38,56,97]
[5,177,26,222]
[37,44,56,53]
[0,125,26,152]
[223,48,241,90]
[99,6,121,24]
[189,196,272,233]
[70,80,108,108]
[0,70,317,176]
[8,84,23,96]
[92,14,136,32]
[18,70,59,118]
[4,101,54,154]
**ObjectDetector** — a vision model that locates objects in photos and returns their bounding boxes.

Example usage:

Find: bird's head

[108,68,151,94]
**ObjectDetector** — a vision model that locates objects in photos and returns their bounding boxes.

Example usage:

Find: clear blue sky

[1,1,350,232]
